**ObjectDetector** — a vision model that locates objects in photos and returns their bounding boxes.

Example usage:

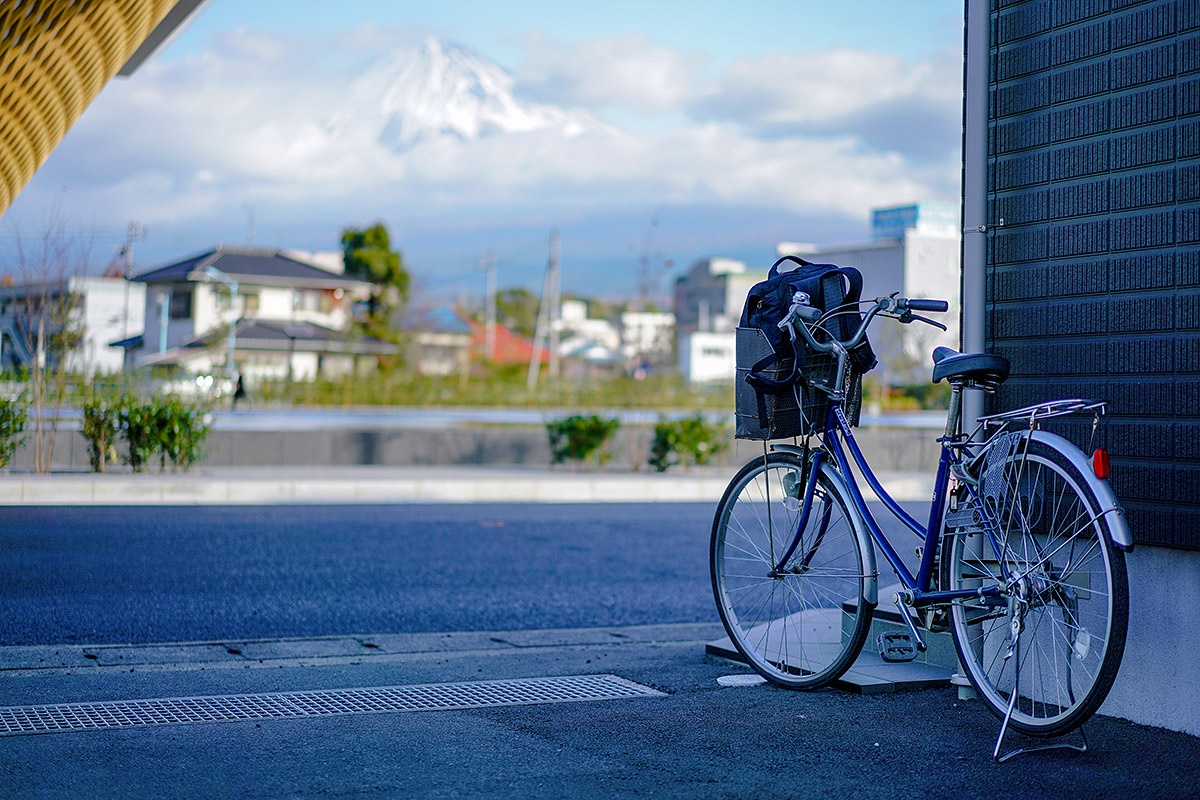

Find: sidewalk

[2,622,1197,799]
[0,465,936,505]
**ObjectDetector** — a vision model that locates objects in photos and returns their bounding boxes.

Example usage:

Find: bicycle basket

[734,326,861,440]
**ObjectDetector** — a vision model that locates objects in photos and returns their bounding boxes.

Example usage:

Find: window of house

[169,290,192,319]
[240,292,259,313]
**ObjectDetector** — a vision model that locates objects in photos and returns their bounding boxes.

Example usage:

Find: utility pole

[547,229,560,379]
[527,249,552,392]
[245,204,255,245]
[483,250,496,362]
[119,220,145,341]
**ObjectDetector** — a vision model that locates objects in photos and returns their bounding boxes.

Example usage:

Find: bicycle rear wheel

[711,451,872,689]
[942,436,1128,736]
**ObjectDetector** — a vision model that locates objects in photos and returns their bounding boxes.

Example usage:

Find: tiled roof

[133,247,366,289]
[180,318,398,355]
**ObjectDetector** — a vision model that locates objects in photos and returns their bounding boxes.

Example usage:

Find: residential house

[122,246,397,381]
[0,276,145,375]
[401,307,472,376]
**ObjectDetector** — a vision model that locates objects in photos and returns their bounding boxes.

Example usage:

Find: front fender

[773,444,879,606]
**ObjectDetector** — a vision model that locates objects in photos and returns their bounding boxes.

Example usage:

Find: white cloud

[515,33,702,113]
[690,47,962,157]
[6,27,960,280]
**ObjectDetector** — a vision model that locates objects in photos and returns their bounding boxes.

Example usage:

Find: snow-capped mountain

[327,38,612,150]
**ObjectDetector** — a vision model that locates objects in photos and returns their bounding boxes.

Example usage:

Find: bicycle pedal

[877,631,919,662]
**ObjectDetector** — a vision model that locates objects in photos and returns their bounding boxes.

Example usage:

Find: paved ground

[3,468,1197,798]
[2,623,1198,800]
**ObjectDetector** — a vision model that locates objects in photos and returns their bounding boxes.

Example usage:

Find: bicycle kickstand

[993,606,1089,762]
[993,712,1087,763]
[991,606,1088,763]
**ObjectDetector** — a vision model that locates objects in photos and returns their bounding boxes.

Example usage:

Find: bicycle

[710,291,1131,761]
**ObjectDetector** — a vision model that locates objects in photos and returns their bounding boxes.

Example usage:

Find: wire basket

[734,327,861,440]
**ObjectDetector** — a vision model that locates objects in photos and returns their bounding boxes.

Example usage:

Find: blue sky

[2,1,965,301]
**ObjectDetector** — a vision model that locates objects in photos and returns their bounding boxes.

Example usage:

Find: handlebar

[779,294,949,358]
[902,298,949,313]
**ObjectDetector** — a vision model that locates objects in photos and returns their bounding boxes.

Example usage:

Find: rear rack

[979,398,1107,428]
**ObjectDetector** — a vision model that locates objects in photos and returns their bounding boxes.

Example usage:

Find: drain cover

[0,674,663,736]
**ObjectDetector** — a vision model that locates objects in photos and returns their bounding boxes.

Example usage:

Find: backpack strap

[768,255,814,278]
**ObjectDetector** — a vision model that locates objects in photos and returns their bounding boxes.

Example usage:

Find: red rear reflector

[1093,449,1110,479]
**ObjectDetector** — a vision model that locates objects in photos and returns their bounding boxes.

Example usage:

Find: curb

[1,468,935,505]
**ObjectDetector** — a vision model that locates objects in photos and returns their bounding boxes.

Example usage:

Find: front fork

[770,449,828,576]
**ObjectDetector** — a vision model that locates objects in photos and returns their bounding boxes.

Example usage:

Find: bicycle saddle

[931,346,1010,387]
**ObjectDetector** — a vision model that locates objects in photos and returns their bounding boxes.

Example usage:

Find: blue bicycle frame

[812,403,1005,608]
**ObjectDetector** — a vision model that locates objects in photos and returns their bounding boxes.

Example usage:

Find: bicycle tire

[711,451,873,689]
[942,436,1129,736]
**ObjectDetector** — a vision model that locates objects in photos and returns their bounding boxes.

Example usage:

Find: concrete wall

[1101,546,1200,738]
[9,422,942,474]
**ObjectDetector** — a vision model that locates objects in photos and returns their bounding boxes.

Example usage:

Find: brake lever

[898,310,947,331]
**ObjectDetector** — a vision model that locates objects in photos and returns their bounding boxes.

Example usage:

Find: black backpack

[735,256,876,439]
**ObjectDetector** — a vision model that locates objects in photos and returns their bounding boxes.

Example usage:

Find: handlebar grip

[906,299,949,313]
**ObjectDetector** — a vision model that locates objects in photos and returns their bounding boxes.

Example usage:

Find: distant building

[671,258,765,383]
[678,331,736,383]
[671,204,960,384]
[121,246,396,381]
[620,310,674,365]
[778,202,961,384]
[672,258,764,337]
[0,276,145,375]
[401,307,471,376]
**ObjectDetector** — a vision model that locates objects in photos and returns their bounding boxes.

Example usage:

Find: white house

[122,246,396,382]
[620,310,674,365]
[0,276,145,375]
[678,331,736,383]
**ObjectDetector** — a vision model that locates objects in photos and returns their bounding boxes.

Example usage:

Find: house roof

[467,319,548,365]
[133,246,367,290]
[139,317,398,366]
[184,318,398,354]
[400,306,472,335]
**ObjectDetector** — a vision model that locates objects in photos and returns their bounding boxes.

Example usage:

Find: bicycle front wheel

[943,436,1128,736]
[711,451,872,689]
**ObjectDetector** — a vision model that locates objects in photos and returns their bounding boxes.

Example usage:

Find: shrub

[648,415,729,472]
[0,395,28,468]
[546,415,620,466]
[119,397,160,473]
[80,396,121,473]
[156,396,211,471]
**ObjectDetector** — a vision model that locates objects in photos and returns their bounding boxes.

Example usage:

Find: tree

[495,287,540,338]
[3,206,91,472]
[341,222,409,341]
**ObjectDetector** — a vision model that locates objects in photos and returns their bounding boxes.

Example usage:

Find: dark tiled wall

[987,0,1200,548]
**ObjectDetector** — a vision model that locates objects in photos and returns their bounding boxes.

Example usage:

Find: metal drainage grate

[0,674,664,736]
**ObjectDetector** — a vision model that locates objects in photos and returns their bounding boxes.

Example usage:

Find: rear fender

[1026,431,1134,551]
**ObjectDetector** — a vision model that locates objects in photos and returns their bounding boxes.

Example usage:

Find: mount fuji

[326,38,614,150]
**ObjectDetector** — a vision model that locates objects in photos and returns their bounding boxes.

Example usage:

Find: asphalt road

[3,504,1198,799]
[0,503,725,646]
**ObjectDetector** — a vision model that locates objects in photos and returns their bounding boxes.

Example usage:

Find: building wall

[979,0,1200,735]
[72,278,145,374]
[679,331,735,383]
[985,0,1199,550]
